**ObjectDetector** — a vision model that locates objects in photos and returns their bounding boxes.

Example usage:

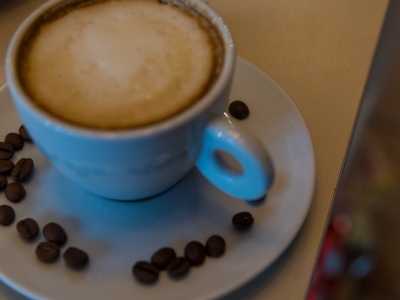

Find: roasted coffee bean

[0,160,15,175]
[0,175,7,190]
[43,222,67,246]
[132,261,159,284]
[17,218,39,240]
[232,212,254,230]
[184,241,206,266]
[5,182,26,203]
[228,100,250,120]
[63,247,89,269]
[19,125,31,141]
[11,158,34,182]
[167,257,191,278]
[4,133,24,151]
[36,242,60,262]
[205,235,226,257]
[151,247,176,270]
[0,142,14,160]
[0,205,15,226]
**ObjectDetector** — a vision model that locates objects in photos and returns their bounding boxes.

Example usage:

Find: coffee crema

[19,0,222,129]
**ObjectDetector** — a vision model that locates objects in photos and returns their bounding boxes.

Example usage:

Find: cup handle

[195,117,274,201]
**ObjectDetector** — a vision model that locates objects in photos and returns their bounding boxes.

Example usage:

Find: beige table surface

[0,0,389,299]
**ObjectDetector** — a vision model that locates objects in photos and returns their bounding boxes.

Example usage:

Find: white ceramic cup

[6,0,274,201]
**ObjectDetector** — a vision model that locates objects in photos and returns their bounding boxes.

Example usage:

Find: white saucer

[0,57,315,300]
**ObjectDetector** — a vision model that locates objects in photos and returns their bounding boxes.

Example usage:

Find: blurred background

[308,2,400,298]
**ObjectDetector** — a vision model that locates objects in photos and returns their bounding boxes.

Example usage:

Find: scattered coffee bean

[43,222,67,246]
[151,247,176,270]
[184,241,206,266]
[36,241,60,262]
[19,125,31,141]
[0,160,15,175]
[205,235,226,257]
[0,175,7,190]
[167,257,191,278]
[228,100,250,120]
[5,182,26,203]
[0,205,15,226]
[159,0,168,4]
[132,261,159,284]
[232,212,254,230]
[17,218,39,240]
[63,247,89,269]
[0,142,14,160]
[11,158,34,182]
[4,133,24,151]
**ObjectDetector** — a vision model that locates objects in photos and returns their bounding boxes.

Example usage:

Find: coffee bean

[17,218,39,240]
[5,182,26,203]
[4,133,24,151]
[167,257,191,278]
[63,247,89,269]
[0,160,15,175]
[0,142,14,160]
[205,235,226,257]
[232,212,254,230]
[228,100,250,120]
[19,125,31,141]
[0,175,7,190]
[11,158,34,182]
[151,247,176,270]
[43,222,67,246]
[0,205,15,226]
[184,241,206,266]
[36,242,60,262]
[132,261,159,284]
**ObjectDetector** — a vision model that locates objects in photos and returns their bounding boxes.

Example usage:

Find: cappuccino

[18,0,223,129]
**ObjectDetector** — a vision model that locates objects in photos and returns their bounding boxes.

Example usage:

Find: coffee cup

[6,0,274,201]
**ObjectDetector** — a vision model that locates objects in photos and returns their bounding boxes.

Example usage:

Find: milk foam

[21,0,218,129]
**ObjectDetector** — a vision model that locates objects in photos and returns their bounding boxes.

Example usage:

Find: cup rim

[6,0,235,140]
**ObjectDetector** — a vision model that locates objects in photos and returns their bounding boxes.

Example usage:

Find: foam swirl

[21,0,219,129]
